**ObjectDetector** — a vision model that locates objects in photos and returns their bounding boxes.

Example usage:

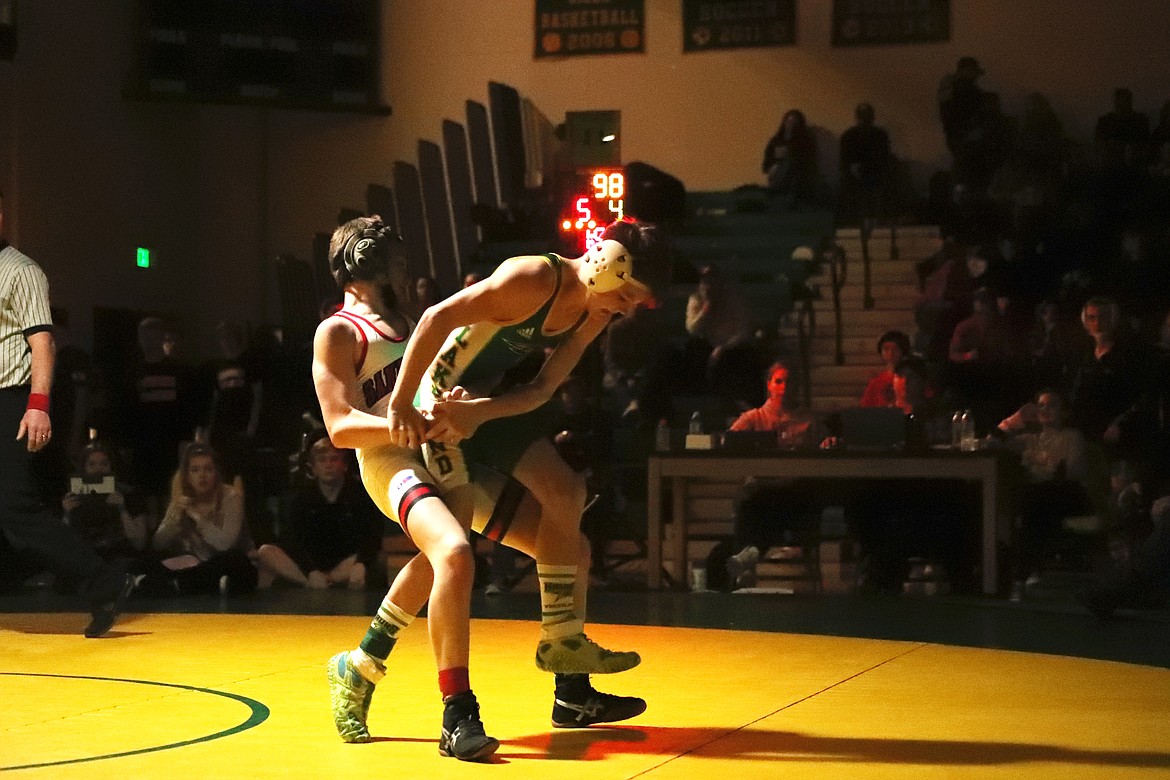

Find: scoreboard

[558,168,625,252]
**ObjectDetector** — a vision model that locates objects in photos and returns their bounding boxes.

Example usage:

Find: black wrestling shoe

[85,572,136,638]
[552,687,647,728]
[439,691,499,761]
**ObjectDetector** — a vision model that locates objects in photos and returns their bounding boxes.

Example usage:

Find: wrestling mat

[2,613,1169,778]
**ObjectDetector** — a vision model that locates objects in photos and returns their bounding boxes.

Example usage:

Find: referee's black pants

[0,386,125,606]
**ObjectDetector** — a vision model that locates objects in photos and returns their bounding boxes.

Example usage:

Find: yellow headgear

[582,239,649,294]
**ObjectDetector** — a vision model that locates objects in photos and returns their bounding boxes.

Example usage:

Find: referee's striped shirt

[0,242,54,389]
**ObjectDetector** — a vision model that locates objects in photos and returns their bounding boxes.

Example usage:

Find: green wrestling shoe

[535,633,640,674]
[327,651,375,743]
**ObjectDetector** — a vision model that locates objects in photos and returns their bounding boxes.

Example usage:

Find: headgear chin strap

[583,239,649,294]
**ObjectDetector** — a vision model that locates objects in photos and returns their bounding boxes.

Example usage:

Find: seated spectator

[994,389,1092,599]
[405,274,441,321]
[947,287,1000,368]
[1065,297,1153,530]
[916,243,1001,361]
[683,264,753,393]
[1098,224,1169,332]
[602,300,672,422]
[838,102,892,225]
[60,441,150,565]
[1079,492,1170,620]
[893,356,955,448]
[720,362,826,588]
[1068,297,1149,461]
[994,290,1033,373]
[1105,460,1150,560]
[1026,299,1090,391]
[860,330,912,408]
[762,109,818,209]
[142,442,257,596]
[915,235,963,293]
[254,433,381,589]
[947,287,1015,432]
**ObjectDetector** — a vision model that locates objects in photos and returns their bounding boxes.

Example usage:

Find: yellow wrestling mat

[2,613,1169,779]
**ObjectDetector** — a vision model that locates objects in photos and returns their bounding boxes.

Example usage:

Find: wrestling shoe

[439,691,499,761]
[535,633,640,674]
[327,652,375,743]
[84,572,136,638]
[552,686,647,728]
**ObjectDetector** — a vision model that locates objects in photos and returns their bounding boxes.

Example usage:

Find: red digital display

[559,168,625,252]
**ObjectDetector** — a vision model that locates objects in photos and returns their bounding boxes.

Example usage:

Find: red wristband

[26,393,50,413]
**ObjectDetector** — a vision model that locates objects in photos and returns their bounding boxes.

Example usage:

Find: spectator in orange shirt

[861,330,913,408]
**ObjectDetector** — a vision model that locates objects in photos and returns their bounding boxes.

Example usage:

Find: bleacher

[274,78,953,592]
[792,224,937,412]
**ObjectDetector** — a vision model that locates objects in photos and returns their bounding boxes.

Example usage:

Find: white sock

[537,563,584,640]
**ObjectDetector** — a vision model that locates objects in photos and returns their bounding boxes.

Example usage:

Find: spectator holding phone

[61,440,150,562]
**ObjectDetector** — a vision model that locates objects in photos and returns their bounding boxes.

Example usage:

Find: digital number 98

[593,172,624,220]
[592,172,624,199]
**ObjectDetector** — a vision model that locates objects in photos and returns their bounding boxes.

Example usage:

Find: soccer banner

[535,0,645,58]
[682,0,796,52]
[831,0,950,47]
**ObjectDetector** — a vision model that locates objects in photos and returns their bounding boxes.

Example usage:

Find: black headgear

[340,223,403,283]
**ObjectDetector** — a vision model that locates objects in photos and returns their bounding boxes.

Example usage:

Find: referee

[0,190,133,637]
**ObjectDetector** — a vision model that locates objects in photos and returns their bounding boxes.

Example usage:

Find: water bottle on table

[689,411,703,435]
[960,409,977,451]
[655,419,671,451]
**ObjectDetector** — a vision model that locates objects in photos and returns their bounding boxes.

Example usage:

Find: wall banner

[535,0,645,58]
[831,0,950,47]
[683,0,796,52]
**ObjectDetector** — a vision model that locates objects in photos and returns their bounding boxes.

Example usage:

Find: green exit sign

[136,247,152,268]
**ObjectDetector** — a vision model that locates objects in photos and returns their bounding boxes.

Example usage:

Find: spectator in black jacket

[255,432,381,589]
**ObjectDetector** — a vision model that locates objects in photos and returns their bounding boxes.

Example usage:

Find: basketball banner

[682,0,796,52]
[534,0,645,58]
[831,0,950,47]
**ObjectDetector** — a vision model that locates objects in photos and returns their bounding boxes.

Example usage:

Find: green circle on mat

[0,672,270,771]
